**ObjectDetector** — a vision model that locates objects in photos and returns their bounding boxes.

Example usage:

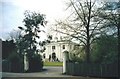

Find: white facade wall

[43,41,76,61]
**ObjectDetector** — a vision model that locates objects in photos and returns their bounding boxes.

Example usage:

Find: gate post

[24,53,29,72]
[63,51,69,74]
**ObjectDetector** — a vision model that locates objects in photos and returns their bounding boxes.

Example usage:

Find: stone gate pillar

[24,53,29,71]
[63,51,69,74]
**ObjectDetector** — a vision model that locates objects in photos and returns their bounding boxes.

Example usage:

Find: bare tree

[8,29,22,41]
[53,0,106,63]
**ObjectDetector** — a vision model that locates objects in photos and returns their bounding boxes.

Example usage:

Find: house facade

[43,40,77,62]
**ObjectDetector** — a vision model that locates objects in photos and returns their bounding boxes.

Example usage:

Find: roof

[46,40,78,46]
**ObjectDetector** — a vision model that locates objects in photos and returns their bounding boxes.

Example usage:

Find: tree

[98,2,120,77]
[18,11,47,71]
[54,0,105,63]
[8,30,25,57]
[98,1,120,63]
[91,35,118,64]
[8,30,22,41]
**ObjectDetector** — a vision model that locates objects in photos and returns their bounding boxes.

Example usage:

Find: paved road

[2,66,74,77]
[2,66,106,79]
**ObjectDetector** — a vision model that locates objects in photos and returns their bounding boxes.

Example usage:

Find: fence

[66,62,118,77]
[2,60,24,72]
[2,60,11,72]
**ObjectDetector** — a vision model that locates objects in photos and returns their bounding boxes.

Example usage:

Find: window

[63,45,65,49]
[43,54,45,59]
[52,46,55,50]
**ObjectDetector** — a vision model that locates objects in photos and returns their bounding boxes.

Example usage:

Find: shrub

[28,54,43,72]
[69,53,83,62]
[91,35,118,64]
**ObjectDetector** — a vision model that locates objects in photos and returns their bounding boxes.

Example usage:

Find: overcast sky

[0,0,118,40]
[0,0,69,40]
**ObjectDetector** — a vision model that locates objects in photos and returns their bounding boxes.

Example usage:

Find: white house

[43,38,78,62]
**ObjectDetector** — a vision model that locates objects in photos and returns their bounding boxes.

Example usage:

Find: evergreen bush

[28,54,43,72]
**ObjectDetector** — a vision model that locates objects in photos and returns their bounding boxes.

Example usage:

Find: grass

[43,62,63,66]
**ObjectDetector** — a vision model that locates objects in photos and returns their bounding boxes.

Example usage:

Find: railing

[66,62,118,77]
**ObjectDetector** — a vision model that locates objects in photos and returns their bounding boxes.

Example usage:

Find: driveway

[2,66,73,77]
[2,66,106,79]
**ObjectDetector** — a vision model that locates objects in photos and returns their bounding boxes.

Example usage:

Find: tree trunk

[85,2,91,63]
[86,28,90,63]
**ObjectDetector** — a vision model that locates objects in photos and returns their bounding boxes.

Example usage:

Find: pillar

[63,51,69,74]
[24,53,29,71]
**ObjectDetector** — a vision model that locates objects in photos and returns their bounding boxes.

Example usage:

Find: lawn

[43,62,63,66]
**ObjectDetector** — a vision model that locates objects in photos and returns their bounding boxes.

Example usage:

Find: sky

[0,0,68,40]
[0,0,118,40]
